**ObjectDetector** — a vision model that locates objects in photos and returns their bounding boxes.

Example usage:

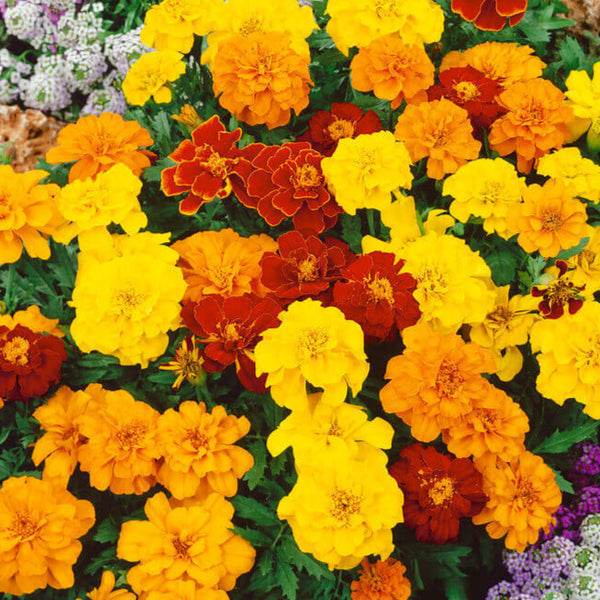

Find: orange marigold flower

[172,228,277,303]
[45,113,155,183]
[76,388,161,495]
[489,80,573,173]
[394,98,481,180]
[379,323,497,443]
[350,35,435,109]
[76,571,136,600]
[157,401,254,499]
[211,32,312,129]
[351,558,411,600]
[505,179,590,258]
[473,452,562,552]
[0,476,95,596]
[0,305,64,338]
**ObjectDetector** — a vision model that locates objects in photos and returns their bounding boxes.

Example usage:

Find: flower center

[581,248,597,266]
[431,127,449,148]
[487,306,513,330]
[417,266,448,301]
[435,358,464,398]
[8,512,39,541]
[330,488,362,525]
[294,164,322,189]
[328,118,355,142]
[296,257,319,282]
[114,287,146,317]
[540,210,564,232]
[365,276,395,305]
[2,336,30,366]
[208,264,236,291]
[474,408,499,432]
[297,327,329,358]
[113,421,148,450]
[239,17,262,36]
[516,101,545,125]
[453,81,480,102]
[172,536,192,559]
[222,322,241,343]
[575,334,600,368]
[516,477,539,508]
[545,278,581,306]
[374,0,398,18]
[427,476,456,506]
[480,181,504,206]
[354,148,376,174]
[327,422,343,437]
[184,427,209,450]
[141,71,166,92]
[205,152,230,178]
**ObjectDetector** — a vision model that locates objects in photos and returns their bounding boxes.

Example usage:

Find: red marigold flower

[333,251,421,343]
[532,260,586,319]
[236,141,343,233]
[161,115,252,215]
[451,0,528,31]
[428,66,505,130]
[297,102,383,157]
[0,324,67,402]
[181,294,282,393]
[389,443,488,544]
[260,230,355,306]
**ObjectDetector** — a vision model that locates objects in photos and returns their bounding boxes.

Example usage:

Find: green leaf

[341,214,363,254]
[484,246,519,286]
[532,420,600,454]
[556,237,589,261]
[245,440,267,491]
[93,518,119,544]
[280,537,335,581]
[232,496,280,528]
[445,577,468,600]
[275,559,298,600]
[552,468,575,494]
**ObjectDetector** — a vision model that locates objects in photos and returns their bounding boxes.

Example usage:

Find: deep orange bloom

[452,0,528,31]
[351,558,412,600]
[394,98,481,180]
[489,79,574,173]
[45,113,155,182]
[211,32,312,129]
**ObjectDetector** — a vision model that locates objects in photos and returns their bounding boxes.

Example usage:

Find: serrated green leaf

[93,518,119,544]
[245,440,267,491]
[280,537,335,581]
[232,496,280,528]
[445,577,467,600]
[551,468,575,494]
[275,560,298,600]
[533,420,600,454]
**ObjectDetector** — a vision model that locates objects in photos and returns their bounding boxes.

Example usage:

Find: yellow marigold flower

[440,42,546,87]
[77,571,136,600]
[254,298,370,411]
[398,233,495,332]
[530,301,600,419]
[0,476,95,596]
[172,228,276,303]
[537,148,600,203]
[144,580,229,600]
[76,388,161,494]
[172,104,203,132]
[117,492,255,595]
[266,394,393,465]
[157,401,253,499]
[0,165,60,264]
[0,304,64,337]
[394,99,481,180]
[53,164,147,245]
[325,0,444,56]
[565,227,600,296]
[505,179,590,259]
[443,158,526,239]
[278,449,403,570]
[473,452,562,552]
[141,0,219,53]
[565,63,600,144]
[69,229,186,367]
[442,383,529,462]
[123,50,186,106]
[321,131,413,215]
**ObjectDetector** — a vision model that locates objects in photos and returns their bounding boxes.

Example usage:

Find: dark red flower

[451,0,528,31]
[532,259,586,319]
[389,443,487,544]
[428,66,505,130]
[260,230,355,306]
[0,324,67,402]
[181,294,282,393]
[333,251,420,343]
[161,115,252,215]
[297,102,383,157]
[235,141,342,234]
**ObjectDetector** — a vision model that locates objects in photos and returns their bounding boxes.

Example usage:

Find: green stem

[270,524,285,549]
[4,263,15,310]
[366,209,377,237]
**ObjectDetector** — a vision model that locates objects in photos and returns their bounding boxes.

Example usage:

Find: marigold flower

[181,294,282,393]
[350,36,435,108]
[321,131,413,214]
[53,164,146,244]
[297,103,383,157]
[254,298,369,410]
[237,141,342,233]
[380,323,497,442]
[0,305,64,338]
[172,228,276,303]
[172,104,203,131]
[0,166,60,263]
[76,387,161,495]
[473,452,562,552]
[45,113,155,183]
[443,158,526,239]
[351,557,411,600]
[70,229,186,367]
[159,335,206,390]
[394,99,481,180]
[278,450,403,569]
[144,580,228,600]
[532,260,585,319]
[0,476,95,596]
[333,251,420,342]
[211,32,312,129]
[161,116,253,215]
[489,80,573,173]
[565,227,600,296]
[565,63,600,145]
[117,492,255,595]
[389,443,487,544]
[451,0,528,31]
[77,571,136,600]
[505,179,590,258]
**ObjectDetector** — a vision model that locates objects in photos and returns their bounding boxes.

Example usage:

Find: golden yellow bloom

[144,580,229,600]
[0,304,64,337]
[254,298,370,411]
[157,401,253,499]
[117,492,255,595]
[123,50,186,106]
[76,388,161,494]
[77,571,136,600]
[473,452,561,552]
[0,476,95,596]
[53,164,146,244]
[278,449,403,569]
[565,63,600,144]
[172,104,203,131]
[565,227,600,296]
[159,335,206,390]
[70,229,186,367]
[443,158,526,239]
